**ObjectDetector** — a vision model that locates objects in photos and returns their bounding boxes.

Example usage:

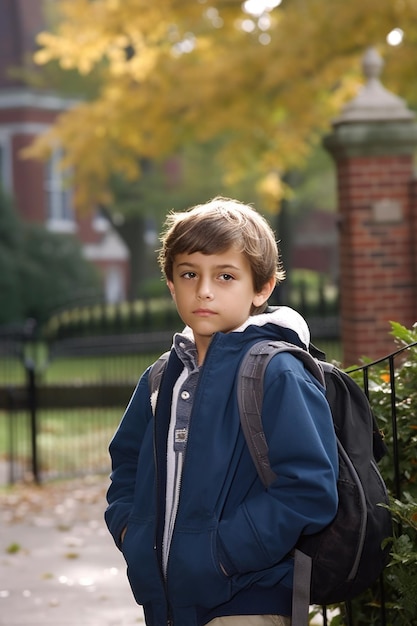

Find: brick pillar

[324,48,417,366]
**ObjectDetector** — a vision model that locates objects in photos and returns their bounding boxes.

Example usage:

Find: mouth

[193,308,217,317]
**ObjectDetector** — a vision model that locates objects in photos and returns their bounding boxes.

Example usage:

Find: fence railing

[323,339,417,626]
[0,329,176,484]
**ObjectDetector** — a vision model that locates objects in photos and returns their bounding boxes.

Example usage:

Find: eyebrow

[175,262,242,271]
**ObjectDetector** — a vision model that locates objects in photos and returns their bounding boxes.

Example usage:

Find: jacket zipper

[154,338,218,626]
[153,408,174,625]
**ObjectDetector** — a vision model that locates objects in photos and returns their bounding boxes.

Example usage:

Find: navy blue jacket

[105,310,338,626]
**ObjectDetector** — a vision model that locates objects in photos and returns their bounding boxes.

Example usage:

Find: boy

[105,197,338,626]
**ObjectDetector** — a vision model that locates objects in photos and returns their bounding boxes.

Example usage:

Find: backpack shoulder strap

[148,351,169,412]
[237,339,324,489]
[237,340,327,626]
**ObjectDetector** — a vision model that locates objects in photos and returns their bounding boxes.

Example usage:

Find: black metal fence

[320,339,417,626]
[0,329,175,484]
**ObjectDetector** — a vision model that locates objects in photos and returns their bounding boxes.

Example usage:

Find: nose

[197,278,214,301]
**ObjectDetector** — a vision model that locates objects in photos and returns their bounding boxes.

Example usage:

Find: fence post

[25,358,40,484]
[6,388,16,485]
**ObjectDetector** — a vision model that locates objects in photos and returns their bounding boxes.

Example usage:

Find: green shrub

[334,322,417,625]
[0,188,103,325]
[384,494,417,624]
[42,297,181,340]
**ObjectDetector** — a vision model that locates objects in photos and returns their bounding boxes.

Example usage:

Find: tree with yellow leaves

[27,0,417,212]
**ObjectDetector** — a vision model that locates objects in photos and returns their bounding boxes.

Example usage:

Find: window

[44,150,76,232]
[105,265,125,303]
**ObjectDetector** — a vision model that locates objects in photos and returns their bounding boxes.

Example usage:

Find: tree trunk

[113,216,146,300]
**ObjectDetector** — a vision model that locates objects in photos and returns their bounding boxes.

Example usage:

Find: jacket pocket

[122,517,164,605]
[167,526,235,608]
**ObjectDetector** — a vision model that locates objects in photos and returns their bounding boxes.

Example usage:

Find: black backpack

[238,340,392,625]
[148,339,392,626]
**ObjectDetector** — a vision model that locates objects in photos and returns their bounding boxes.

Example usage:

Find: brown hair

[158,197,285,296]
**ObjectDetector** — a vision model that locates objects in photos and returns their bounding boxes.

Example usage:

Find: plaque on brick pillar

[371,199,403,224]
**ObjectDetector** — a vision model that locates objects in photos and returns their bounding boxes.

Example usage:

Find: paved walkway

[0,475,144,626]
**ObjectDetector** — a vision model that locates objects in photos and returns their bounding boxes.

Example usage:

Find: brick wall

[333,153,417,365]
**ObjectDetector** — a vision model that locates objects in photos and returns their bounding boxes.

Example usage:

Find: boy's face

[167,247,274,360]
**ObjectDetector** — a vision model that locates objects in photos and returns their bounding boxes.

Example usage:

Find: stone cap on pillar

[324,47,417,157]
[333,47,415,125]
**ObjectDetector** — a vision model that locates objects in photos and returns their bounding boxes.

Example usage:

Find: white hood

[179,306,310,349]
[235,306,310,349]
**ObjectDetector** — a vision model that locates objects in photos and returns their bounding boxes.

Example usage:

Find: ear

[167,280,176,301]
[252,277,276,309]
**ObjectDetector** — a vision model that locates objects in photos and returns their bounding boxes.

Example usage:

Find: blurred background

[0,0,416,483]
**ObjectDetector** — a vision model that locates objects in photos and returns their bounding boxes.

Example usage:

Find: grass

[0,352,160,385]
[313,340,343,365]
[42,352,160,384]
[0,351,157,480]
[0,357,26,385]
[35,409,121,475]
[0,348,163,480]
[0,408,123,478]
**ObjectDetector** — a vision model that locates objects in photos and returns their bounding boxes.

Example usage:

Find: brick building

[0,0,129,303]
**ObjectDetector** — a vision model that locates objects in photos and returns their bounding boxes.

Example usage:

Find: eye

[181,271,196,279]
[219,273,234,281]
